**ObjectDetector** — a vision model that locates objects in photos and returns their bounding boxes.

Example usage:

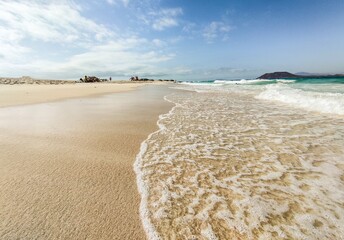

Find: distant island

[258,71,344,79]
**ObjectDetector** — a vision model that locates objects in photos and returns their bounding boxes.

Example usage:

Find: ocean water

[135,78,344,239]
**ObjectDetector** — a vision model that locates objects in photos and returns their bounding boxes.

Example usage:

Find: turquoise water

[179,77,344,115]
[137,80,344,239]
[181,77,344,85]
[290,77,344,85]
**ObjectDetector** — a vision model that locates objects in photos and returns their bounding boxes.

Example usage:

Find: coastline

[0,84,175,239]
[134,95,178,240]
[0,81,161,108]
[137,83,344,239]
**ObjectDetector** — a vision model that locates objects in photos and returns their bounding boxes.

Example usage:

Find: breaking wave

[257,84,344,115]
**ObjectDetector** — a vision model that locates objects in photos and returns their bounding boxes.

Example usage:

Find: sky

[0,0,343,80]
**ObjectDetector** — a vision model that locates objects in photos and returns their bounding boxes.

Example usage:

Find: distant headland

[258,71,344,79]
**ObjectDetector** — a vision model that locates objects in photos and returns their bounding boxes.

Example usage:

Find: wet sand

[138,89,344,239]
[0,85,174,239]
[0,82,153,108]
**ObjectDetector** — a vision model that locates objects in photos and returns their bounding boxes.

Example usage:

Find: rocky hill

[258,71,344,79]
[257,72,299,79]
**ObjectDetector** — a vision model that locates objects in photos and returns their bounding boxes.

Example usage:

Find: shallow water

[136,85,344,239]
[180,77,344,115]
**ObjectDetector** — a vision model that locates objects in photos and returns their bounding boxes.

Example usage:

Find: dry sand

[0,84,175,239]
[0,82,153,108]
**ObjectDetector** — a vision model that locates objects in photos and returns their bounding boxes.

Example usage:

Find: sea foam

[134,88,344,239]
[257,84,344,115]
[214,79,272,84]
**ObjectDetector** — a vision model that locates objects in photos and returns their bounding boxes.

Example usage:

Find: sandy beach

[0,1,342,239]
[0,83,174,239]
[0,82,155,108]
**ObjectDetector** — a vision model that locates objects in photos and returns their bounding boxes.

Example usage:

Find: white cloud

[203,67,248,75]
[0,1,176,79]
[160,8,183,16]
[0,1,113,45]
[106,0,129,7]
[147,7,183,31]
[153,18,178,31]
[203,21,232,43]
[47,39,174,76]
[152,39,167,47]
[0,0,114,64]
[182,22,197,33]
[173,67,253,81]
[0,26,31,61]
[1,36,174,78]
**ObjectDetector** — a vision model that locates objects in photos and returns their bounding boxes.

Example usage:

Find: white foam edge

[133,94,179,240]
[179,81,223,86]
[214,79,273,84]
[170,86,198,92]
[256,84,344,115]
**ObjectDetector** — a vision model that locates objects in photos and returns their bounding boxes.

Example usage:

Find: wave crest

[257,84,344,115]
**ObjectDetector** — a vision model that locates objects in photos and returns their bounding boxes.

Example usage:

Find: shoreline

[0,82,164,108]
[137,83,344,239]
[0,84,175,239]
[134,94,179,239]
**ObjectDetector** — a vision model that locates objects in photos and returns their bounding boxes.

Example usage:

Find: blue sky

[0,0,343,80]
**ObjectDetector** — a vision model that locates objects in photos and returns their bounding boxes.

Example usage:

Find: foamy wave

[133,95,178,240]
[214,79,273,84]
[135,89,344,239]
[257,84,344,115]
[179,79,274,86]
[179,81,221,86]
[276,79,296,83]
[173,84,226,93]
